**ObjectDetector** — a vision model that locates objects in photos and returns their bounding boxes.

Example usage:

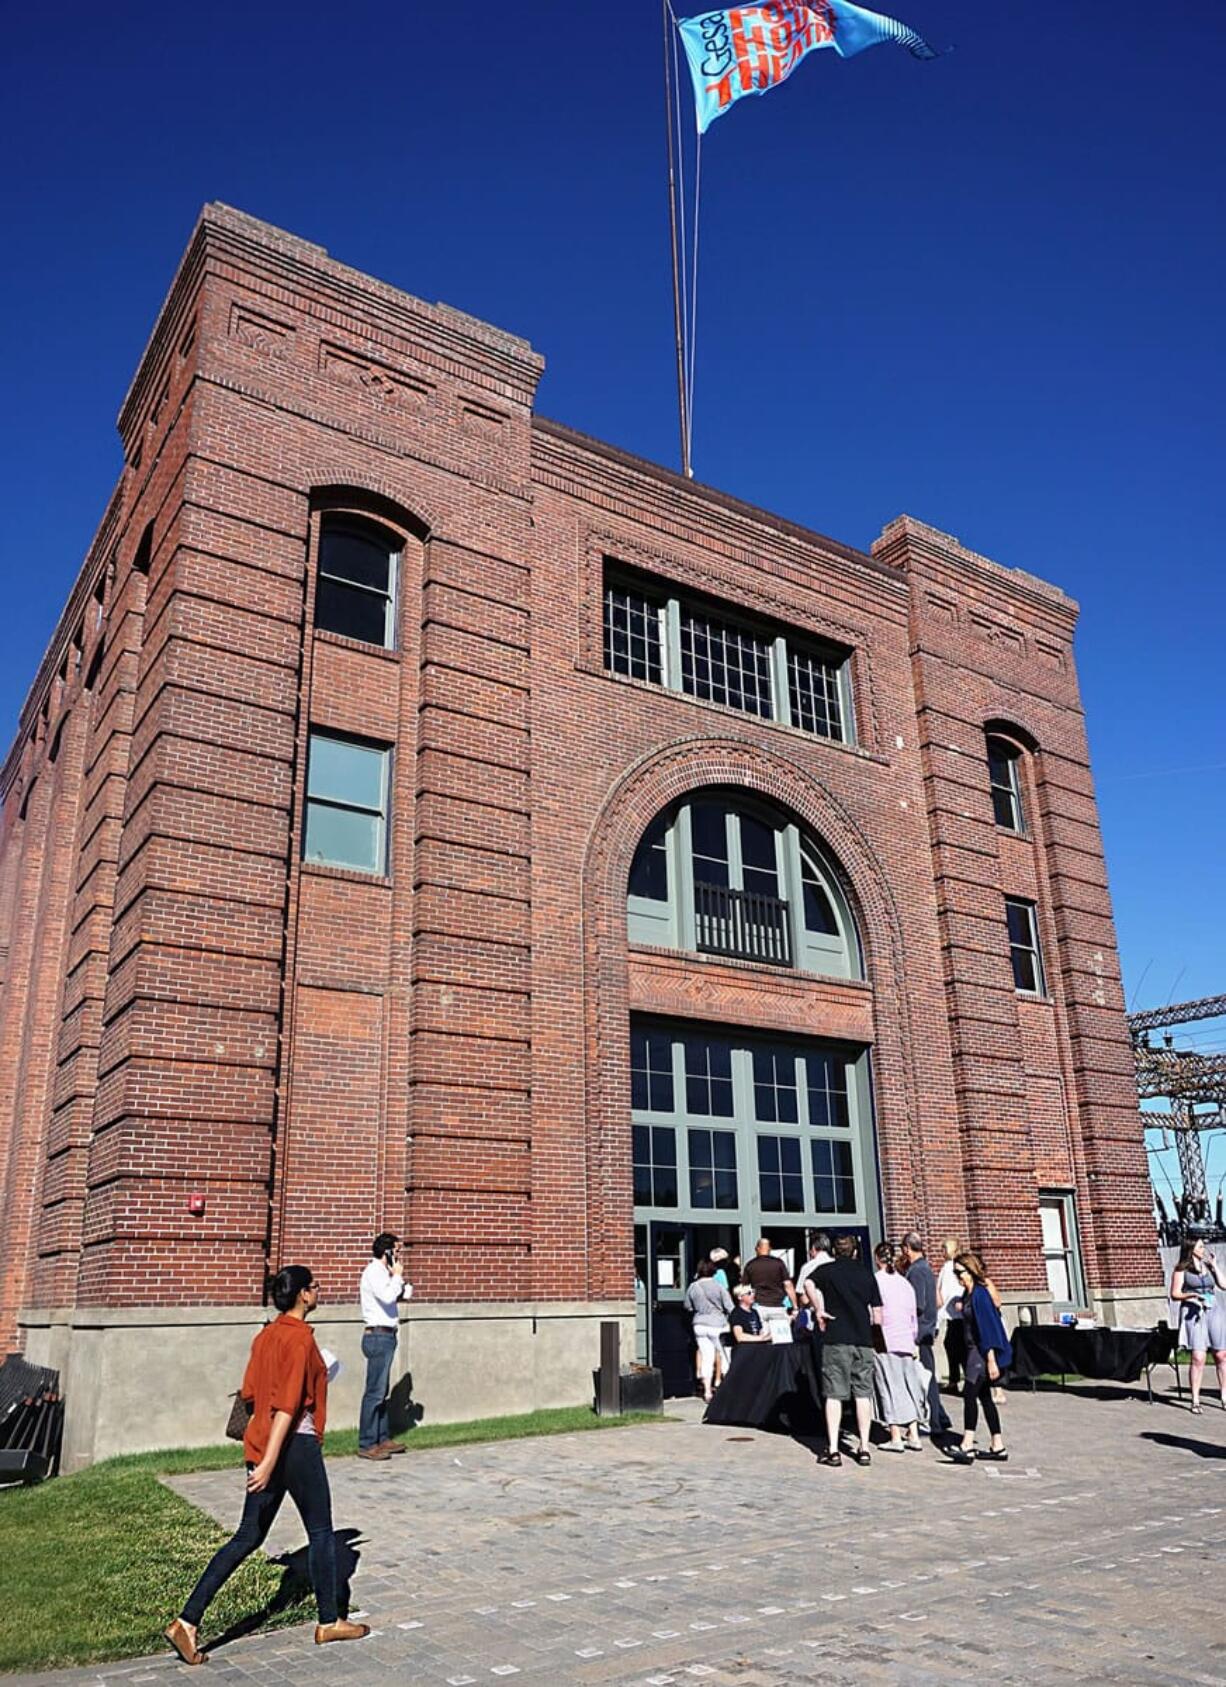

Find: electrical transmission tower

[1129,995,1226,1244]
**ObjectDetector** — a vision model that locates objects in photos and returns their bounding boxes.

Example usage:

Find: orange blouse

[239,1314,328,1463]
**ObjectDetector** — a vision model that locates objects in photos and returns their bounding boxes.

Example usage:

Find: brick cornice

[874,514,1080,632]
[533,416,909,609]
[120,204,544,454]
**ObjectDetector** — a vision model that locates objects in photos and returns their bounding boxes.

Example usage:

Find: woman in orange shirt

[164,1266,370,1665]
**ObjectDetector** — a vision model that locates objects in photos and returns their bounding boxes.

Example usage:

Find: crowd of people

[685,1230,1013,1468]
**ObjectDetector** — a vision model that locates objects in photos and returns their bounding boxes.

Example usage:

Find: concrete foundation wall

[21,1300,636,1470]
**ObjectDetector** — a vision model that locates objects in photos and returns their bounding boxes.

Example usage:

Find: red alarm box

[187,1192,207,1216]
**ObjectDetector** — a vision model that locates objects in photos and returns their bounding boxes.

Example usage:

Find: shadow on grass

[1139,1431,1226,1460]
[389,1371,425,1437]
[203,1526,364,1654]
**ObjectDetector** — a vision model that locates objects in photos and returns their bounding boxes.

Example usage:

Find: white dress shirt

[796,1251,833,1296]
[936,1259,961,1320]
[360,1258,411,1327]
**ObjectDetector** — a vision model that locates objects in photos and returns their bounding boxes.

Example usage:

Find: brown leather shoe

[164,1618,207,1665]
[356,1446,391,1461]
[315,1619,371,1646]
[377,1439,407,1454]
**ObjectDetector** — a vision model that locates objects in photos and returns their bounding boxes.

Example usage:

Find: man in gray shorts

[805,1234,882,1467]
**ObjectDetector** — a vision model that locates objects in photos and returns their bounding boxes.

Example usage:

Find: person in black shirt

[805,1234,882,1467]
[728,1284,771,1355]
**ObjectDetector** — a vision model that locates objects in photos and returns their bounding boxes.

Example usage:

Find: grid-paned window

[684,1035,735,1117]
[758,1136,805,1212]
[987,735,1025,831]
[604,583,664,683]
[1006,897,1046,995]
[631,1027,675,1113]
[603,565,853,743]
[805,1051,850,1129]
[812,1138,856,1212]
[316,523,398,648]
[789,648,844,740]
[679,608,774,717]
[688,1129,739,1209]
[303,732,390,874]
[753,1047,799,1123]
[633,1124,678,1207]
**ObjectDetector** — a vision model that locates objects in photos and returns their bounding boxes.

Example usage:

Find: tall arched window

[314,517,400,649]
[986,732,1026,833]
[626,790,861,978]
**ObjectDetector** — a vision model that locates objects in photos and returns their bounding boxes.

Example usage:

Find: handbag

[224,1392,254,1442]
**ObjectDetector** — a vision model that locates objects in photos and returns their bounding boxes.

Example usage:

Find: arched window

[986,732,1026,833]
[626,790,861,978]
[314,517,400,649]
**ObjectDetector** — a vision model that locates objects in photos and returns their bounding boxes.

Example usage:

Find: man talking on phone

[358,1232,412,1460]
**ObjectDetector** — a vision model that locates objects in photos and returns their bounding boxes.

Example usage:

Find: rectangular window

[603,565,853,743]
[684,1034,735,1117]
[789,648,844,741]
[630,1027,675,1113]
[753,1047,799,1123]
[688,1128,739,1209]
[679,608,774,718]
[632,1124,677,1207]
[303,732,390,874]
[316,524,397,648]
[1039,1191,1084,1306]
[1005,897,1046,995]
[758,1135,805,1212]
[988,736,1025,832]
[604,582,664,683]
[805,1051,850,1129]
[812,1138,856,1213]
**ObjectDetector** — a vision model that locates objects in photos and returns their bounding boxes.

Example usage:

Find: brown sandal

[164,1618,207,1666]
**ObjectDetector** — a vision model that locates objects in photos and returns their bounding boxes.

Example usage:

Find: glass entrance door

[649,1222,696,1399]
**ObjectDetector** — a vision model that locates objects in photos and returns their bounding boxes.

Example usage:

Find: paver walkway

[29,1380,1226,1686]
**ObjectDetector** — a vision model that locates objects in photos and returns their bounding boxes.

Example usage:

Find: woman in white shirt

[936,1237,965,1394]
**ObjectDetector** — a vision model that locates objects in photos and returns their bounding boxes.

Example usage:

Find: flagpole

[662,0,692,478]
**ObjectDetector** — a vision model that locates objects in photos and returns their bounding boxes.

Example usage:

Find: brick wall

[0,206,1154,1349]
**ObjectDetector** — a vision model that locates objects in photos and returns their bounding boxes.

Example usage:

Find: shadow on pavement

[203,1526,364,1654]
[1139,1431,1226,1459]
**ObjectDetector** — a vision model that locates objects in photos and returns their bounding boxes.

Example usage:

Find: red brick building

[0,206,1157,1464]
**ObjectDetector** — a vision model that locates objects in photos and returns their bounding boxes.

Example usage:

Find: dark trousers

[944,1318,966,1392]
[359,1328,397,1450]
[963,1375,1002,1438]
[919,1337,952,1433]
[181,1433,338,1626]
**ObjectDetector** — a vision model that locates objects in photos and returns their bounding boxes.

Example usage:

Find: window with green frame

[603,566,854,744]
[626,791,861,978]
[628,1021,876,1231]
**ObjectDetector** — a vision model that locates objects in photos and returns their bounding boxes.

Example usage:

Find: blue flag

[678,1,938,133]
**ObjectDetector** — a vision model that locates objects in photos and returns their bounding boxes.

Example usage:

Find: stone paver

[26,1381,1226,1686]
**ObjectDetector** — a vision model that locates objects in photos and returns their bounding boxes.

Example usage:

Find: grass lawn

[0,1405,661,1676]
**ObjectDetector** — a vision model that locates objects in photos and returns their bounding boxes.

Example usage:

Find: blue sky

[3,3,1223,1190]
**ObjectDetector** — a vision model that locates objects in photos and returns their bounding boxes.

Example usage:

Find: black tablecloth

[703,1339,822,1434]
[1010,1324,1165,1384]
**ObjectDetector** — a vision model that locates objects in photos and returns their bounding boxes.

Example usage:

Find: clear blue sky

[3,3,1223,1188]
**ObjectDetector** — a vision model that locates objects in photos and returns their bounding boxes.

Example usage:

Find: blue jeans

[181,1433,338,1625]
[359,1328,397,1449]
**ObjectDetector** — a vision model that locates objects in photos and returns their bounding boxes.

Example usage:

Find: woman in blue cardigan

[947,1251,1012,1464]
